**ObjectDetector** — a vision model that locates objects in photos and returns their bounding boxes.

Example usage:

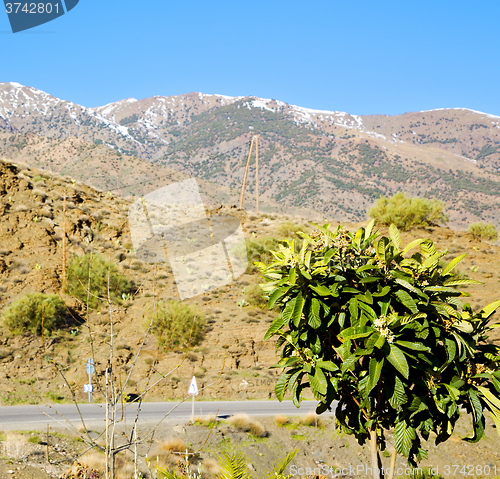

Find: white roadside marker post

[85,358,95,403]
[188,376,198,421]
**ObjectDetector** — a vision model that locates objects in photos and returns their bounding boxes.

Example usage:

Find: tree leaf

[287,370,303,393]
[481,300,500,319]
[282,297,297,325]
[402,238,424,255]
[264,314,286,340]
[386,343,409,379]
[442,253,468,276]
[388,375,407,410]
[367,357,384,395]
[394,420,416,456]
[275,370,295,401]
[349,298,359,322]
[389,224,401,250]
[310,284,334,296]
[308,298,321,329]
[316,360,338,372]
[395,340,430,352]
[308,372,326,397]
[395,289,419,314]
[442,278,483,287]
[420,239,437,257]
[477,386,500,411]
[314,367,328,394]
[364,219,375,240]
[292,293,305,327]
[338,326,375,341]
[395,278,421,295]
[268,286,292,309]
[341,354,359,373]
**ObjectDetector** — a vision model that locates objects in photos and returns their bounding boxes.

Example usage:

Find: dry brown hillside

[0,158,499,407]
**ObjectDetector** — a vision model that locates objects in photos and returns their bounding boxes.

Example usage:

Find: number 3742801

[5,3,60,14]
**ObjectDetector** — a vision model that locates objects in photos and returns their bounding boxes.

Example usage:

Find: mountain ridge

[2,81,500,229]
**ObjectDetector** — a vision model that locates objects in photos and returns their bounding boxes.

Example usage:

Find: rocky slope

[0,159,499,409]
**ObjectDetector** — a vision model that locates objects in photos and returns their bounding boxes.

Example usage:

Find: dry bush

[2,432,30,459]
[158,437,188,454]
[193,414,218,427]
[79,451,128,478]
[227,414,267,437]
[275,414,290,426]
[227,413,251,430]
[299,412,324,428]
[201,458,220,477]
[248,420,267,437]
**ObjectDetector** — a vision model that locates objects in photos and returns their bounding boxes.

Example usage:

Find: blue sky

[2,0,500,116]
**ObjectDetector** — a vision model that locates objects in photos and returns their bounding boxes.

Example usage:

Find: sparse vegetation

[150,300,206,350]
[2,292,69,335]
[66,253,132,309]
[468,222,498,241]
[369,192,448,229]
[227,414,267,437]
[244,283,267,308]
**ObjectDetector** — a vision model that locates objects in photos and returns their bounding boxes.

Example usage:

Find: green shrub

[245,237,283,265]
[244,283,267,308]
[369,192,448,229]
[150,301,205,350]
[276,220,309,238]
[468,222,498,241]
[66,253,131,309]
[2,293,69,335]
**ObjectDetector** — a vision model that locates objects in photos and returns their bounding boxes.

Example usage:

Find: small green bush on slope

[369,192,448,230]
[66,253,131,309]
[2,293,69,335]
[468,222,498,241]
[149,301,205,350]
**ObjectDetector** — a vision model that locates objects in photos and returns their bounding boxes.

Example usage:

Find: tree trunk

[370,429,382,479]
[387,447,397,479]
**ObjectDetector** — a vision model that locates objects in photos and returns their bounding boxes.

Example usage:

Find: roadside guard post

[188,376,198,420]
[85,359,95,403]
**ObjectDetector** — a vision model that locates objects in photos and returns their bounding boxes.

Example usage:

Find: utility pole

[62,193,67,293]
[239,135,260,213]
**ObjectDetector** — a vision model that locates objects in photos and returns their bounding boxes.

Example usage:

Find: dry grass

[275,414,290,426]
[193,414,219,427]
[2,432,31,459]
[79,451,129,479]
[227,413,267,437]
[158,437,188,454]
[201,458,220,477]
[299,412,324,428]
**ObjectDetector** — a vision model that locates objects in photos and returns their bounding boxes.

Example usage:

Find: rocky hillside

[0,159,499,407]
[2,82,500,227]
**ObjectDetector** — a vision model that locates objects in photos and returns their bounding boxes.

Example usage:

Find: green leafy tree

[369,192,448,229]
[258,221,500,476]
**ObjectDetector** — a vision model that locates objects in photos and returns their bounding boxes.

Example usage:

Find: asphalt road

[0,400,337,430]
